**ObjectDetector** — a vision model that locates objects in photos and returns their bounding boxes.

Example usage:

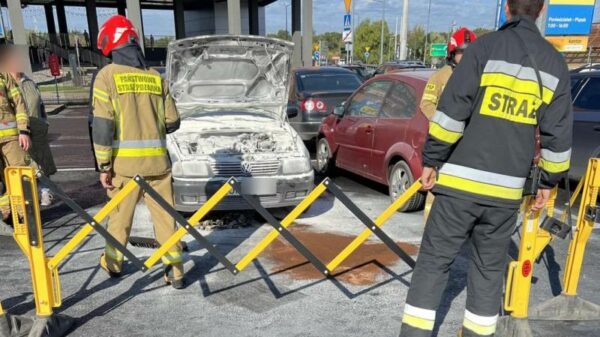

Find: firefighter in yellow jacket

[92,15,184,288]
[420,28,476,223]
[0,46,31,219]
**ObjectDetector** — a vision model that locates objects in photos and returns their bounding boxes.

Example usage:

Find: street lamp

[423,0,432,63]
[283,1,291,39]
[379,0,386,65]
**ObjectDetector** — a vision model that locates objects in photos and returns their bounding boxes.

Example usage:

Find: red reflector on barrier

[522,260,532,277]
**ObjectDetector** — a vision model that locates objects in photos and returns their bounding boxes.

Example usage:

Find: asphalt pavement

[0,107,599,337]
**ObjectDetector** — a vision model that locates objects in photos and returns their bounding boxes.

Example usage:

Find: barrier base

[0,219,13,237]
[529,294,600,321]
[496,316,533,337]
[0,313,74,337]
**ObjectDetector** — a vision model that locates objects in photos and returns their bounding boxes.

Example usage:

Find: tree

[473,27,493,37]
[267,30,291,41]
[353,19,393,64]
[313,32,343,59]
[407,25,426,61]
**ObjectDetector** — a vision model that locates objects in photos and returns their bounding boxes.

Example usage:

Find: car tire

[316,138,335,177]
[388,161,425,212]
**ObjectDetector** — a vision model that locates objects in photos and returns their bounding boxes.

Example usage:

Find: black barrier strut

[22,176,40,246]
[325,181,416,269]
[237,184,332,276]
[37,174,148,271]
[132,175,240,275]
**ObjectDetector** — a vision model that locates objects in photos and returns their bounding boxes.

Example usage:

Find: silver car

[165,35,314,212]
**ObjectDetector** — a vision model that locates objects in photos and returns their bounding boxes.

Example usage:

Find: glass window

[347,81,392,117]
[570,77,582,98]
[298,73,362,92]
[381,82,417,118]
[574,77,600,111]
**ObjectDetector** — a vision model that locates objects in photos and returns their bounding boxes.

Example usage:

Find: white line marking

[57,167,96,172]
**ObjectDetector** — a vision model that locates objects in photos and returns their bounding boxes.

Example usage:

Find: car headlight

[181,161,211,177]
[282,157,311,174]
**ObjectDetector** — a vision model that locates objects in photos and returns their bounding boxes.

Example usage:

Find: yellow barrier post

[529,158,600,321]
[5,167,74,337]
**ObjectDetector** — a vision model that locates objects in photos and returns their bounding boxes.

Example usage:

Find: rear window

[574,77,600,111]
[298,73,362,92]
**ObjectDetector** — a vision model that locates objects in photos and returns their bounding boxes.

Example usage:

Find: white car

[166,35,314,211]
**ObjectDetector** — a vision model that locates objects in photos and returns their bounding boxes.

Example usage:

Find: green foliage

[353,19,394,64]
[267,30,292,41]
[313,32,344,59]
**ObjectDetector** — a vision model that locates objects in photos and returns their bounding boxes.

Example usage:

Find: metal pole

[399,0,409,60]
[351,0,355,63]
[379,0,386,65]
[495,0,503,30]
[394,16,399,60]
[423,0,432,63]
[285,2,290,39]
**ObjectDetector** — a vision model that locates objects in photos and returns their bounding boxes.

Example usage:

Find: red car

[317,71,434,211]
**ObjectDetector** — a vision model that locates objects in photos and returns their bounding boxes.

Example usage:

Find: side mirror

[287,105,299,118]
[333,105,345,117]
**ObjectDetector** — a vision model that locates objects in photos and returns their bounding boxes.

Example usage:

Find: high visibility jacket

[423,16,573,208]
[92,64,180,177]
[420,64,453,120]
[0,72,29,143]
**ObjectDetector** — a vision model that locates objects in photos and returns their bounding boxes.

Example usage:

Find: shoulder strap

[508,29,544,124]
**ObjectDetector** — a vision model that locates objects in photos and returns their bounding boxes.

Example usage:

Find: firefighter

[420,28,477,224]
[7,48,57,207]
[399,0,572,336]
[92,15,184,289]
[0,46,31,220]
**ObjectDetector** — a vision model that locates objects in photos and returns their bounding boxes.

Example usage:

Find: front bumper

[173,171,315,212]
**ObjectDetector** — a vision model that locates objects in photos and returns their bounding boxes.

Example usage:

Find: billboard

[545,1,595,35]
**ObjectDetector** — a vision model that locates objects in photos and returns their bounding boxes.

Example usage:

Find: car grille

[210,160,281,177]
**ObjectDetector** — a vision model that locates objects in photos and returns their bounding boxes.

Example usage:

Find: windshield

[298,73,362,92]
[574,77,600,111]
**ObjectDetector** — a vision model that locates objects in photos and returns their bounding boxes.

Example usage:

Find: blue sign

[496,0,507,29]
[344,14,351,28]
[314,51,320,61]
[0,22,4,39]
[545,5,595,35]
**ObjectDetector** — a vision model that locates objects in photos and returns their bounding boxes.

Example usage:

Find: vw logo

[241,162,252,175]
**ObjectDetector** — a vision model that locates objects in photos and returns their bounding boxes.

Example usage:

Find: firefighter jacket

[0,72,29,143]
[92,64,180,177]
[420,64,453,120]
[423,16,573,208]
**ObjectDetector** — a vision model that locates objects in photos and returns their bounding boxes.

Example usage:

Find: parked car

[165,35,314,211]
[370,62,427,78]
[288,67,363,141]
[317,71,433,211]
[339,64,374,81]
[569,70,600,179]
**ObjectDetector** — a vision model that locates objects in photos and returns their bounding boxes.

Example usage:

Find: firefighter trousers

[400,194,518,337]
[0,140,27,218]
[102,173,183,279]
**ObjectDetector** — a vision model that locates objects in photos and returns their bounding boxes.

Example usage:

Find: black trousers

[400,194,518,337]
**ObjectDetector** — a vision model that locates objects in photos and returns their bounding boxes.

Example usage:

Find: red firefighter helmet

[97,15,139,56]
[447,27,477,58]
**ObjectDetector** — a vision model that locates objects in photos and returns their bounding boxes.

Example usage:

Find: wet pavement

[0,106,599,336]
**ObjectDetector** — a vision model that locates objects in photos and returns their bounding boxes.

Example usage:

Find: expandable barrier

[3,167,421,336]
[498,158,600,337]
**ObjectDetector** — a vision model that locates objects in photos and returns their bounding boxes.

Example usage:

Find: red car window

[347,80,392,117]
[381,81,417,119]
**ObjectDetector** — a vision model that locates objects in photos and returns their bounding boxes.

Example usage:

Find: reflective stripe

[93,88,110,103]
[402,305,436,331]
[432,110,465,133]
[440,163,526,189]
[481,73,554,104]
[541,148,571,163]
[16,113,28,122]
[540,158,570,173]
[161,251,183,265]
[484,60,559,92]
[0,122,17,130]
[105,245,124,262]
[437,174,523,200]
[0,129,19,137]
[113,139,166,149]
[95,149,113,161]
[429,123,462,144]
[112,147,167,158]
[9,88,20,98]
[463,310,497,336]
[0,194,9,206]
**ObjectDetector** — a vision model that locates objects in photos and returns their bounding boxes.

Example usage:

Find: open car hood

[166,35,293,119]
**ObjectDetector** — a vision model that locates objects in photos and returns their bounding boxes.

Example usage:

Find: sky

[2,0,600,37]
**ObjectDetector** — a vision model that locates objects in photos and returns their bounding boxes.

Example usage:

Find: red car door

[371,80,419,182]
[335,80,392,175]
